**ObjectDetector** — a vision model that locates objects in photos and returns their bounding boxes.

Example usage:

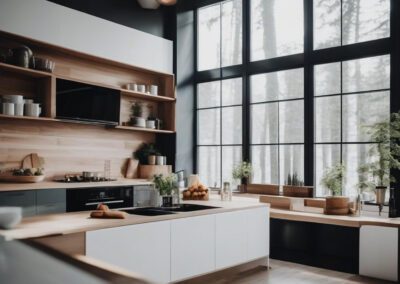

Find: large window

[251,0,304,61]
[250,68,304,185]
[314,0,390,50]
[197,78,243,187]
[195,0,394,195]
[314,55,390,197]
[197,0,242,71]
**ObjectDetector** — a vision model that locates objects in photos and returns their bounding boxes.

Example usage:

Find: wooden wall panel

[0,120,154,180]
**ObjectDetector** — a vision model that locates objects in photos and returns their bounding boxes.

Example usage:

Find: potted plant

[130,101,146,127]
[321,162,349,215]
[232,161,253,193]
[153,174,177,207]
[358,111,400,209]
[283,173,313,197]
[134,143,160,165]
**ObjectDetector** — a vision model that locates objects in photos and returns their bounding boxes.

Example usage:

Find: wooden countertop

[0,195,268,241]
[270,206,400,228]
[234,193,400,228]
[0,179,152,192]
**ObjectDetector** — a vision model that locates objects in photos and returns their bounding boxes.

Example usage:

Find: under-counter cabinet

[359,225,398,282]
[85,206,270,283]
[0,191,36,217]
[170,215,215,281]
[86,221,171,283]
[0,189,66,216]
[215,210,247,269]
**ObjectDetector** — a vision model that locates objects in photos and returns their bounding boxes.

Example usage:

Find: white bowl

[0,207,22,229]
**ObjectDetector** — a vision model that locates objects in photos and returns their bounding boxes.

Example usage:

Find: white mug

[126,83,138,92]
[14,103,24,116]
[146,120,156,129]
[137,84,146,93]
[149,85,158,96]
[2,103,15,116]
[25,103,41,117]
[156,156,165,165]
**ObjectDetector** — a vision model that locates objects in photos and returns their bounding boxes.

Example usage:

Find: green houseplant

[232,161,253,193]
[320,163,349,215]
[358,111,400,205]
[134,143,160,165]
[153,174,177,207]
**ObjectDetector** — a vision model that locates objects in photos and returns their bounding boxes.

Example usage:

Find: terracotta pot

[325,196,350,215]
[147,155,156,165]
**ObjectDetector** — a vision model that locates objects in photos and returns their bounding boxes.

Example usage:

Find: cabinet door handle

[85,200,124,206]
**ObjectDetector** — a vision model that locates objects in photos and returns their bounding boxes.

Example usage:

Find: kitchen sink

[159,204,220,212]
[122,207,176,216]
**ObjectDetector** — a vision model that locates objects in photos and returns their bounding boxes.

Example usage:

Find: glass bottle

[223,182,232,201]
[389,187,397,218]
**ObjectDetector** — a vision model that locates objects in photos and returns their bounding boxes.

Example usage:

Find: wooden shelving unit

[0,114,57,122]
[115,125,175,134]
[0,30,176,135]
[0,62,52,78]
[120,89,175,102]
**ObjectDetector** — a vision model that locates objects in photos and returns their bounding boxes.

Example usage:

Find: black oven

[66,186,134,212]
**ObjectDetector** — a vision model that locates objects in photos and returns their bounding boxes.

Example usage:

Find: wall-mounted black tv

[56,79,120,126]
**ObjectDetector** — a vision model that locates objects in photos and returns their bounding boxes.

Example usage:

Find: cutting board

[21,153,44,169]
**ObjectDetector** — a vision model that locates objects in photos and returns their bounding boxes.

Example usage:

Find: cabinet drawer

[37,189,66,204]
[36,202,66,215]
[0,191,36,217]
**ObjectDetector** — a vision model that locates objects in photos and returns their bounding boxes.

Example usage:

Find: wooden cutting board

[21,153,43,169]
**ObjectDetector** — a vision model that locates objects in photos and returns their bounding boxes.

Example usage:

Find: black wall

[47,0,176,40]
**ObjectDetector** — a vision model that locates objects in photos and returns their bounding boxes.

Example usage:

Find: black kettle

[12,45,33,68]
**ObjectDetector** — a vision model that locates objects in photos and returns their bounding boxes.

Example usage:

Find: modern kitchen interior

[0,0,399,283]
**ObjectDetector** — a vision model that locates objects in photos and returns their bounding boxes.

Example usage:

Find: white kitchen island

[0,195,270,284]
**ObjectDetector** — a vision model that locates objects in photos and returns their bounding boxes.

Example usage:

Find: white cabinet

[86,206,270,283]
[170,215,215,281]
[359,225,398,282]
[215,210,247,269]
[247,207,269,261]
[86,221,171,284]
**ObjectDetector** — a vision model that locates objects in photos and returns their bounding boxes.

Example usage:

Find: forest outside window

[197,0,242,71]
[314,0,390,50]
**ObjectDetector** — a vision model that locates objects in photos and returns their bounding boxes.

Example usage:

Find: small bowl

[0,207,22,229]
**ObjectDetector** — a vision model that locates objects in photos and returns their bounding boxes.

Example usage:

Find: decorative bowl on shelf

[0,207,22,229]
[0,174,45,183]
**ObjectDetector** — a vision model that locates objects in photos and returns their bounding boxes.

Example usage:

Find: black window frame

[192,0,400,195]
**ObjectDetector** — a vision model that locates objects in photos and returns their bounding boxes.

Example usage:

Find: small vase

[240,177,248,193]
[148,155,156,165]
[161,195,173,207]
[375,186,387,205]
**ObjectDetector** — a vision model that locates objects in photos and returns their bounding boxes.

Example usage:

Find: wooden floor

[206,259,394,284]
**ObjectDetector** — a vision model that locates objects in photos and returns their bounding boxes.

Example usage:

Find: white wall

[0,0,173,74]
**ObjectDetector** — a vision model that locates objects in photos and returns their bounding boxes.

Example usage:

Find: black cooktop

[54,176,117,183]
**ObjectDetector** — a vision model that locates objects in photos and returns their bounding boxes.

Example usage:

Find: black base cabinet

[270,218,359,274]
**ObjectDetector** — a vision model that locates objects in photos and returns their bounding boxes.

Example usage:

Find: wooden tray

[0,174,45,183]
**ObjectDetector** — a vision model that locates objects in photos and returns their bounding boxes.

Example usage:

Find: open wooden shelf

[120,89,175,102]
[0,114,175,134]
[0,62,53,78]
[0,114,57,122]
[115,125,175,134]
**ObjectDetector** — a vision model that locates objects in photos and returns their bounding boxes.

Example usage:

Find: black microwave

[56,78,120,126]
